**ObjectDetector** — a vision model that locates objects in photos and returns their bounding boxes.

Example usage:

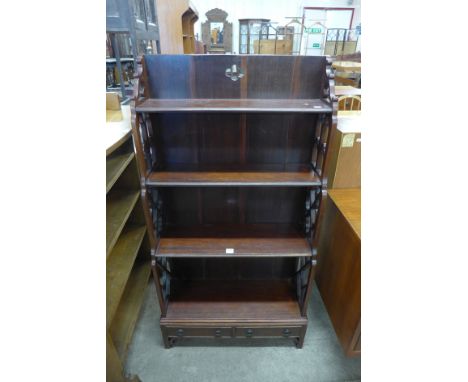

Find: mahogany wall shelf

[131,54,337,348]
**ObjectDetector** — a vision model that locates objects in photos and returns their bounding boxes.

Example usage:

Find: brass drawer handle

[282,328,291,337]
[245,329,253,337]
[214,329,222,337]
[176,329,184,337]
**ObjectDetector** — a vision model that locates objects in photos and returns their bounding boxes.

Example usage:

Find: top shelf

[135,98,332,113]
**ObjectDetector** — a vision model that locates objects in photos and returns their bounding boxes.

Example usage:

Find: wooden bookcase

[107,124,150,380]
[131,54,337,348]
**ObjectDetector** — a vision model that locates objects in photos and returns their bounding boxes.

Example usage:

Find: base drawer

[165,326,232,338]
[235,326,302,338]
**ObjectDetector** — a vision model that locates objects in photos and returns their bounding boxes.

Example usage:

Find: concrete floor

[125,282,360,382]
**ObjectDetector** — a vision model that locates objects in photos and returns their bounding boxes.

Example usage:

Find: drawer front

[165,326,232,338]
[235,326,302,338]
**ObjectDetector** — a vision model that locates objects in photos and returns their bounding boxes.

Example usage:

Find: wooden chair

[338,95,361,111]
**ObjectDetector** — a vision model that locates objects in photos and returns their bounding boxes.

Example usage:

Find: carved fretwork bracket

[130,56,152,180]
[318,56,339,188]
[154,256,171,305]
[133,56,148,103]
[304,187,322,243]
[138,113,157,171]
[149,189,163,237]
[310,115,330,177]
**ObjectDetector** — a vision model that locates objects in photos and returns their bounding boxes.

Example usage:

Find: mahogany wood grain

[150,112,319,172]
[159,187,306,230]
[147,171,321,186]
[144,55,328,100]
[136,98,332,113]
[130,55,337,347]
[163,223,302,238]
[156,237,312,257]
[163,280,305,322]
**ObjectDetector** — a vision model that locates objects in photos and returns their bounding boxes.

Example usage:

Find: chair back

[338,95,361,111]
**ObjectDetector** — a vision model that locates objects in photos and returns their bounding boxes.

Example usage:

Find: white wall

[191,0,360,54]
[299,0,360,28]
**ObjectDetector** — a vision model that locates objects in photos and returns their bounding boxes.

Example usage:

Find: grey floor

[125,282,360,382]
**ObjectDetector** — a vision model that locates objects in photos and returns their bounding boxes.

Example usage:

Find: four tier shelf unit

[131,54,337,348]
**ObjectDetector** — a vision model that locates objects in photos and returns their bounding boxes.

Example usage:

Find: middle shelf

[156,237,311,258]
[155,223,311,258]
[147,171,321,187]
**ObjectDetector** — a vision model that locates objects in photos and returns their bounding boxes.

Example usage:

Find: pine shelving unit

[106,117,150,381]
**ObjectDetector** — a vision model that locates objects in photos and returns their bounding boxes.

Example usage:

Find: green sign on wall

[312,43,320,48]
[304,27,322,34]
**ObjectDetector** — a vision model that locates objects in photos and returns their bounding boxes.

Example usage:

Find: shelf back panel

[150,112,318,170]
[169,258,297,281]
[144,55,327,99]
[159,187,307,229]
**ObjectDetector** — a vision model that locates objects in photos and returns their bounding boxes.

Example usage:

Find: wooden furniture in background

[182,7,198,53]
[338,95,361,111]
[201,8,232,54]
[316,188,361,357]
[333,60,361,88]
[106,92,123,123]
[106,0,160,99]
[253,39,293,54]
[323,111,361,189]
[239,19,270,54]
[335,85,361,97]
[107,105,150,381]
[194,40,206,54]
[154,0,198,54]
[131,54,338,348]
[324,28,359,56]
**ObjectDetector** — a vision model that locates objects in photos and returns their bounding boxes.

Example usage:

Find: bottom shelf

[110,260,151,360]
[162,280,304,323]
